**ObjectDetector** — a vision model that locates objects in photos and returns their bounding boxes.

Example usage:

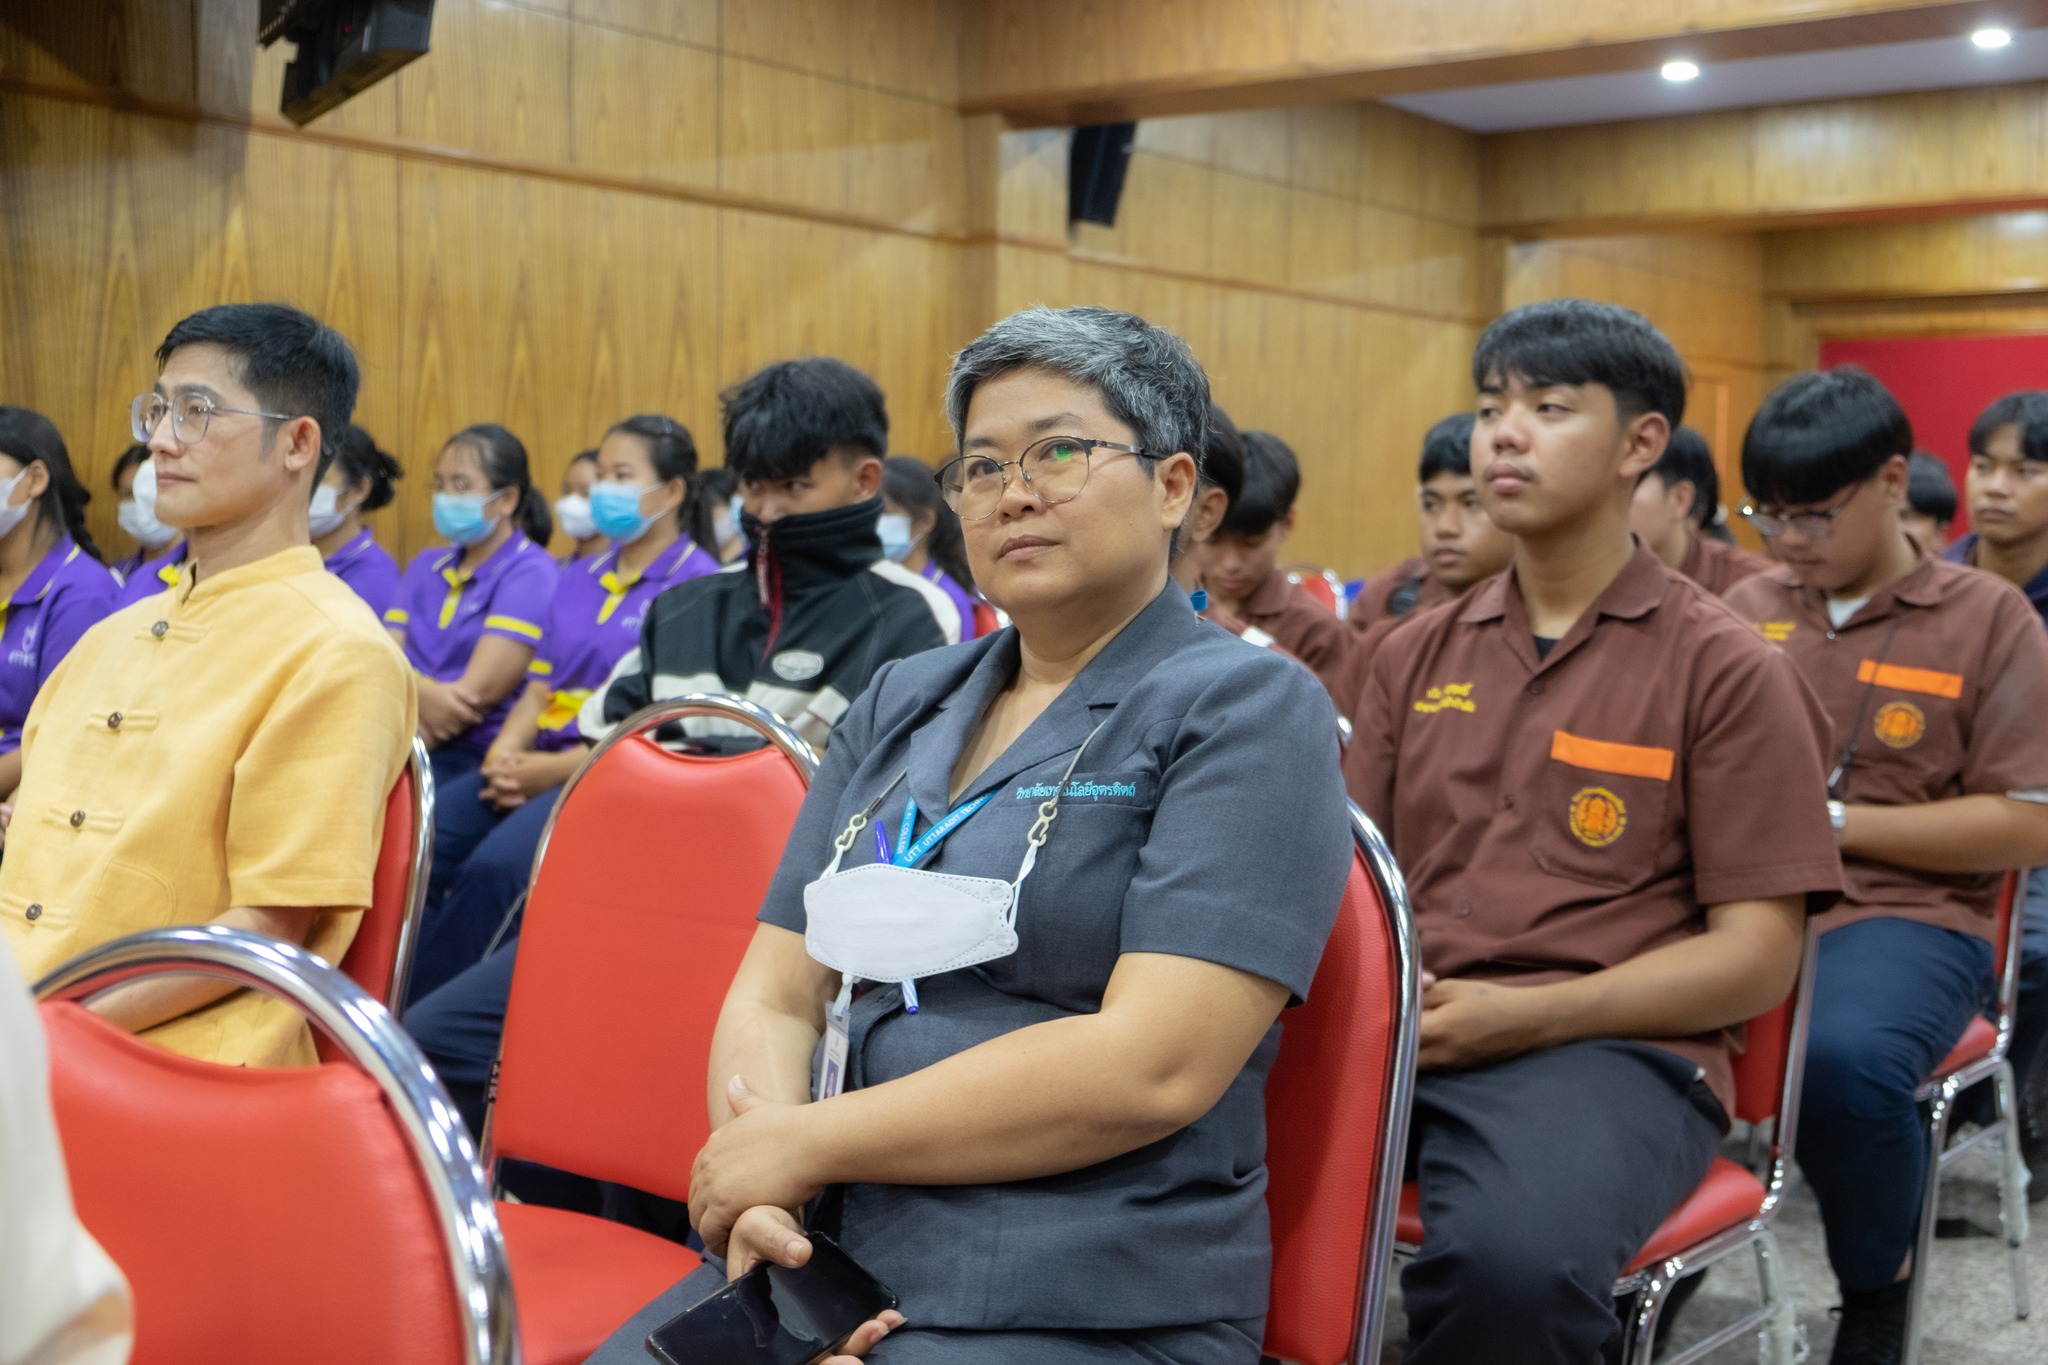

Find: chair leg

[1752,1231,1801,1365]
[1902,1085,1956,1365]
[1992,1060,2033,1320]
[1623,1268,1674,1365]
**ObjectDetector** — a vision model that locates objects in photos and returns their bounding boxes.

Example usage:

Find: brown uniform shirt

[1349,555,1451,631]
[1232,569,1358,714]
[1346,545,1843,1114]
[1724,558,2048,941]
[1677,529,1772,597]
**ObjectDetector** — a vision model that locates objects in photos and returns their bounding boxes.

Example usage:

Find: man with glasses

[0,303,415,1068]
[1725,368,2048,1365]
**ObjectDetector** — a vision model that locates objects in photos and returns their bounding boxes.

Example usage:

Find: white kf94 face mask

[803,723,1105,1000]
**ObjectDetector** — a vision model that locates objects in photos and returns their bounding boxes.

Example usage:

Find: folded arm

[86,906,333,1034]
[1418,894,1806,1071]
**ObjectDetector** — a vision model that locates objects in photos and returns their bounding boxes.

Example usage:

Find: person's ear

[18,460,50,503]
[1876,453,1911,506]
[279,417,323,477]
[1278,506,1296,545]
[1188,485,1228,542]
[1156,451,1198,532]
[853,455,884,500]
[1672,479,1698,521]
[1618,413,1669,484]
[912,507,937,539]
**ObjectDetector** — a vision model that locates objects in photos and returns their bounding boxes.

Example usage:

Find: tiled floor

[1377,1136,2045,1362]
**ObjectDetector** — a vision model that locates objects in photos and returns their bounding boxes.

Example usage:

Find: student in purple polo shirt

[389,423,558,792]
[405,414,722,999]
[109,443,178,585]
[112,454,190,605]
[314,424,405,620]
[881,453,977,639]
[0,409,120,800]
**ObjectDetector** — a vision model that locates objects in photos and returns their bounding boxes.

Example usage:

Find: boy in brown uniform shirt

[1725,368,2048,1364]
[1201,428,1356,709]
[1630,425,1771,595]
[1346,300,1843,1365]
[1348,412,1514,629]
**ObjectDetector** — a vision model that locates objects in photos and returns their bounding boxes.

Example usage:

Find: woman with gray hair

[584,307,1352,1365]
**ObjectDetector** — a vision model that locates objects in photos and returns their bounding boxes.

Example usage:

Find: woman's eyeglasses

[935,436,1157,522]
[131,392,293,445]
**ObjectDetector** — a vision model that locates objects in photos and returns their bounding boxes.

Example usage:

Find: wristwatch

[1827,800,1846,836]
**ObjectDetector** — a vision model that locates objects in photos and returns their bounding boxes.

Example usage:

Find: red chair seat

[500,1202,701,1365]
[1396,1157,1766,1280]
[1933,1016,1997,1077]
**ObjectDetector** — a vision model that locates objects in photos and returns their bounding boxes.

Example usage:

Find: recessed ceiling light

[1972,27,2014,48]
[1661,59,1701,82]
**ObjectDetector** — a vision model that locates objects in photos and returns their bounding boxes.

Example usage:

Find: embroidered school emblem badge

[1873,700,1926,750]
[1413,681,1476,714]
[1567,787,1627,848]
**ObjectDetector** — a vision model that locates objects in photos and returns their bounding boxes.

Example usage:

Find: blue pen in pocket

[874,819,891,866]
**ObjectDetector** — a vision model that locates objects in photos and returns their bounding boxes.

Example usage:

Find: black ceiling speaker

[1069,122,1138,227]
[260,0,436,127]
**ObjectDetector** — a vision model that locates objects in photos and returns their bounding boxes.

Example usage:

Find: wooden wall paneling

[396,0,572,165]
[565,16,719,188]
[573,0,719,49]
[1766,212,2048,301]
[720,0,962,105]
[0,0,200,101]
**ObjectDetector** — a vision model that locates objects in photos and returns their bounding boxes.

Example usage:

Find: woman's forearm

[488,680,550,757]
[455,636,535,709]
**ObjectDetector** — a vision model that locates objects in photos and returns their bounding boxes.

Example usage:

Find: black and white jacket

[579,496,959,750]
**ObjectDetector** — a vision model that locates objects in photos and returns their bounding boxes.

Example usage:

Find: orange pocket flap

[1550,730,1675,782]
[1857,660,1963,699]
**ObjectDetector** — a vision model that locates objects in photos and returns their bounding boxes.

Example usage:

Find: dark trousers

[1796,915,1993,1294]
[1400,1040,1724,1365]
[582,1263,1265,1365]
[427,744,483,793]
[2012,869,2048,1136]
[406,936,520,1138]
[406,772,559,1004]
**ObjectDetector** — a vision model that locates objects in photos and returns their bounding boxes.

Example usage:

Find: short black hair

[1968,390,2048,462]
[1905,452,1957,525]
[1417,412,1476,483]
[721,357,888,483]
[1741,367,1912,508]
[1472,298,1687,427]
[155,303,359,480]
[1200,403,1245,507]
[1220,430,1300,537]
[1642,425,1720,529]
[331,424,404,512]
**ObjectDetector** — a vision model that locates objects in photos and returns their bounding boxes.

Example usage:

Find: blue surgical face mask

[433,491,499,547]
[877,512,916,563]
[589,480,656,545]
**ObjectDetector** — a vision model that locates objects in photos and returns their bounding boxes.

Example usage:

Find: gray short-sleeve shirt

[756,584,1352,1331]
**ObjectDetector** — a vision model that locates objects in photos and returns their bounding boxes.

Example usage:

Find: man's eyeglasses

[131,392,294,445]
[1740,479,1866,539]
[936,436,1157,522]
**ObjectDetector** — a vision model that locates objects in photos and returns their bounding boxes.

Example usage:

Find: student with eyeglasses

[388,423,559,793]
[0,303,415,1068]
[1725,368,2048,1365]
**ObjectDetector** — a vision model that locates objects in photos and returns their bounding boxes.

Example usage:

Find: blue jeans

[427,744,483,794]
[406,772,560,1004]
[1797,916,1994,1293]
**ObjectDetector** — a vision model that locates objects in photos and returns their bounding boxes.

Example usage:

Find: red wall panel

[1817,333,2048,534]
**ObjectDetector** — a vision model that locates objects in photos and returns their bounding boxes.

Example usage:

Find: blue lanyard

[892,792,996,868]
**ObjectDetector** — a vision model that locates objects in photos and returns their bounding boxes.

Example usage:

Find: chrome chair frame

[480,693,818,1185]
[1341,804,1424,1365]
[35,924,518,1365]
[1904,868,2033,1365]
[384,734,437,1015]
[1390,921,1819,1365]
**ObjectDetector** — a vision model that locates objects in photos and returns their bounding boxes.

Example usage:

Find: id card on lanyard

[819,977,854,1101]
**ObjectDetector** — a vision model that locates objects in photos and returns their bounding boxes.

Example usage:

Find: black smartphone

[644,1234,899,1365]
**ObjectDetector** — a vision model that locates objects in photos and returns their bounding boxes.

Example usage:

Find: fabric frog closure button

[68,810,86,828]
[150,621,168,639]
[24,903,41,921]
[106,712,123,730]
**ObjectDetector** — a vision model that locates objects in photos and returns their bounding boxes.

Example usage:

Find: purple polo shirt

[324,527,402,622]
[115,542,187,607]
[0,537,120,754]
[528,536,722,750]
[924,562,980,641]
[391,531,559,753]
[1946,533,2048,633]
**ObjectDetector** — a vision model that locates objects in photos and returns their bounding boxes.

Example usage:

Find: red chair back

[1286,566,1341,615]
[972,601,1000,637]
[1263,808,1420,1365]
[338,738,432,1010]
[490,699,815,1200]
